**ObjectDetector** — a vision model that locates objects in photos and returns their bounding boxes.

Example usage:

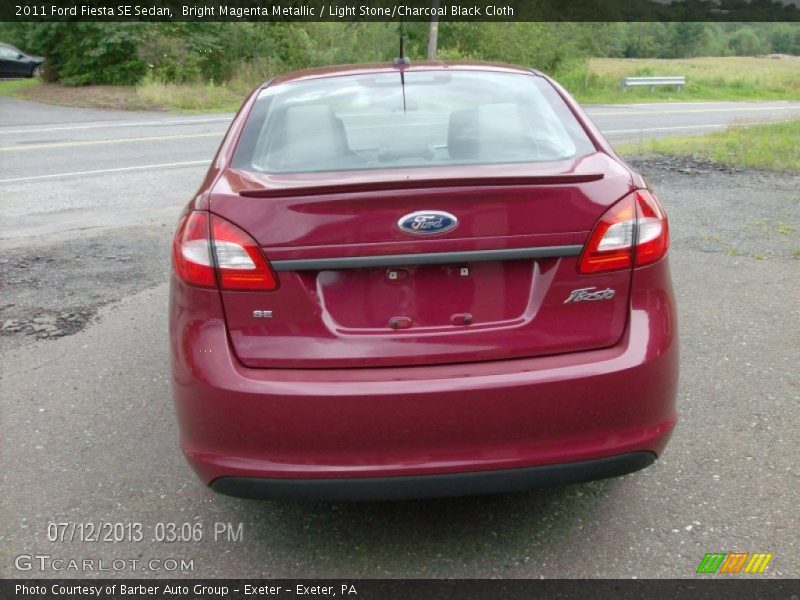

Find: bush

[0,23,147,85]
[139,26,205,82]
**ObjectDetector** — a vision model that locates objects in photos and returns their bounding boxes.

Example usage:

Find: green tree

[623,23,670,58]
[669,23,710,58]
[767,23,797,54]
[729,27,764,56]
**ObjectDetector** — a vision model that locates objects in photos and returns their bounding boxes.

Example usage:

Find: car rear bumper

[170,260,678,499]
[211,452,656,501]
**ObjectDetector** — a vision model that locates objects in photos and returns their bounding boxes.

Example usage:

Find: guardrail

[621,76,686,93]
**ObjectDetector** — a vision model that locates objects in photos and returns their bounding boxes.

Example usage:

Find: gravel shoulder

[626,155,800,261]
[1,225,170,349]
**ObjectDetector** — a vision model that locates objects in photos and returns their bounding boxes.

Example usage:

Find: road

[2,96,799,238]
[1,96,798,578]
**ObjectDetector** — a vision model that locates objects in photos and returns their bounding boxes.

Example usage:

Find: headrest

[267,105,352,169]
[448,103,533,161]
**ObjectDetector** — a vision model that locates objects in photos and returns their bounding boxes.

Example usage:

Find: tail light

[633,189,670,267]
[172,211,216,288]
[578,190,669,274]
[172,211,279,291]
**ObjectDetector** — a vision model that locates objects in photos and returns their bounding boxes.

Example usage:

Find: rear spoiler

[238,173,604,198]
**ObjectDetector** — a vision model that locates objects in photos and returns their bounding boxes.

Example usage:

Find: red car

[170,62,678,501]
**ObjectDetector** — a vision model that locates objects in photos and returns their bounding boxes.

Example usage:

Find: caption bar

[6,0,800,22]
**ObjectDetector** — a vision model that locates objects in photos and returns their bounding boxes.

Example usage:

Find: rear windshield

[231,70,596,174]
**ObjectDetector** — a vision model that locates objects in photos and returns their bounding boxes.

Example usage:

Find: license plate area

[316,260,534,331]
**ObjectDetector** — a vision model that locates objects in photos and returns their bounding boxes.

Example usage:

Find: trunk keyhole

[451,313,473,326]
[389,316,412,330]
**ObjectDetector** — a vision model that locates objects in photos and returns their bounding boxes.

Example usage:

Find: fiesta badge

[397,211,458,236]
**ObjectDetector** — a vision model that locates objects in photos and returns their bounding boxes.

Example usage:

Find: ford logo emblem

[397,211,458,236]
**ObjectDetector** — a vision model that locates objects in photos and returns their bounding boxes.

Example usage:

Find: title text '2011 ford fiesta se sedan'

[169,61,678,501]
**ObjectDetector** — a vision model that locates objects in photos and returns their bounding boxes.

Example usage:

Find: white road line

[609,101,799,108]
[587,105,800,117]
[0,160,210,183]
[605,124,726,134]
[0,117,231,135]
[603,119,787,135]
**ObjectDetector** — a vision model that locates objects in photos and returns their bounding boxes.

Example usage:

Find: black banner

[4,579,800,600]
[4,0,800,22]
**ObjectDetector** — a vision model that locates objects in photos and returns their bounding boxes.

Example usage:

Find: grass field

[562,56,800,103]
[2,56,799,111]
[0,78,242,112]
[0,78,41,96]
[618,118,800,173]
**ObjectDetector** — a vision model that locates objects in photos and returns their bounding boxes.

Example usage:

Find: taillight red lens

[578,189,669,274]
[172,211,216,288]
[633,189,669,267]
[579,194,636,273]
[172,211,278,291]
[210,214,278,291]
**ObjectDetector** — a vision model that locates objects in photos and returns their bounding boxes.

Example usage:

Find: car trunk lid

[211,153,634,368]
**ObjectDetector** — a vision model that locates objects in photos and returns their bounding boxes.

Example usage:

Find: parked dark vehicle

[0,43,43,78]
[170,61,678,501]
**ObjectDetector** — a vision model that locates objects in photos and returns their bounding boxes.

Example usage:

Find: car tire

[31,65,42,78]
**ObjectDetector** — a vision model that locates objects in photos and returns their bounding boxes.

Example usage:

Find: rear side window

[232,71,596,174]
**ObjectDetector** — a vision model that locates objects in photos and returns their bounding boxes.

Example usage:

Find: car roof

[268,61,543,86]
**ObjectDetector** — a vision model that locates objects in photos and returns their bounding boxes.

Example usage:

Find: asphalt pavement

[1,95,798,578]
[2,97,799,238]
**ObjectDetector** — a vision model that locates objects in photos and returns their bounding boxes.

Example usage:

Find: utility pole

[427,0,440,60]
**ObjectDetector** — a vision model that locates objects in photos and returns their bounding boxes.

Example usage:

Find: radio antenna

[393,19,411,67]
[393,19,410,114]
